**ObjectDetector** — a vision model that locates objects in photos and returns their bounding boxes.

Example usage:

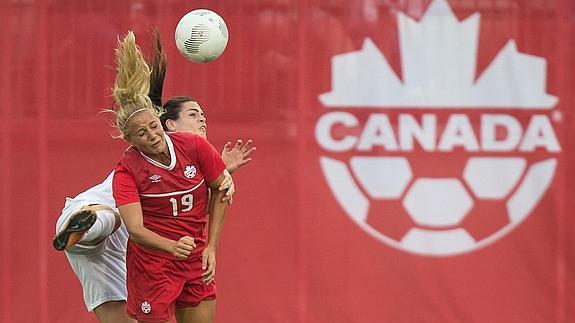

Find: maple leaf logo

[319,0,557,108]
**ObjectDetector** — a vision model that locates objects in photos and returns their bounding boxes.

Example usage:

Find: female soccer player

[110,30,230,323]
[53,30,254,323]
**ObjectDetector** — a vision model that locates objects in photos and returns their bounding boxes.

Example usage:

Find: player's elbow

[126,225,147,244]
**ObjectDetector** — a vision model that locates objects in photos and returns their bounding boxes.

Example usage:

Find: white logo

[149,175,162,183]
[141,301,151,314]
[315,0,559,256]
[184,165,197,179]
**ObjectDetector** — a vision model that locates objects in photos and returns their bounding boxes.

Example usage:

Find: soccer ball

[175,9,229,63]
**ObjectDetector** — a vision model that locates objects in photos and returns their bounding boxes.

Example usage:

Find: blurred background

[1,0,574,322]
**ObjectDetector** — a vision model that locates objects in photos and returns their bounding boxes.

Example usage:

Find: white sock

[79,209,117,243]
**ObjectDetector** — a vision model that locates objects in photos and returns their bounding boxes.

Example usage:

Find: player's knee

[96,209,121,235]
[94,301,134,323]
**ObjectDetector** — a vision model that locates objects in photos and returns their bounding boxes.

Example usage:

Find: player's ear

[165,119,176,131]
[123,133,135,146]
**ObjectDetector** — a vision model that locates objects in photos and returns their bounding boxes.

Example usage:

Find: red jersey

[113,132,226,259]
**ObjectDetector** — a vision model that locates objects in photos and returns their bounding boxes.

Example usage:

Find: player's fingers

[177,247,192,257]
[240,139,253,152]
[202,261,215,280]
[222,142,232,154]
[181,236,196,248]
[202,273,213,283]
[219,180,229,191]
[222,185,235,202]
[226,183,235,196]
[244,146,256,156]
[242,148,256,161]
[183,235,195,242]
[237,157,253,167]
[202,254,208,270]
[173,246,190,258]
[233,139,242,149]
[203,270,215,283]
[179,245,193,253]
[177,243,193,253]
[219,175,232,191]
[202,264,214,276]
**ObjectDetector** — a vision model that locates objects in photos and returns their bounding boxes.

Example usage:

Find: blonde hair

[111,31,160,138]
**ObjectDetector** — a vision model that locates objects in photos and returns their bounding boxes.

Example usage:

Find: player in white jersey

[54,172,130,321]
[53,30,255,323]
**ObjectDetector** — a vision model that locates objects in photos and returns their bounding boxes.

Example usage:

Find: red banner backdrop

[1,0,574,322]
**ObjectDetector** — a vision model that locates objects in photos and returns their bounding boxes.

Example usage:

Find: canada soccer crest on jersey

[315,0,560,256]
[184,165,197,179]
[141,301,151,314]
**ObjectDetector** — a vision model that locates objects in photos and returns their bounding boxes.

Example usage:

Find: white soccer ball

[175,9,229,63]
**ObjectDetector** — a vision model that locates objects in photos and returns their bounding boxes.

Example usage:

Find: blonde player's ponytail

[111,31,158,138]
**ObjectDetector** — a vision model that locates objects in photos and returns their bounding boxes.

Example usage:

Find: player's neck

[146,150,171,166]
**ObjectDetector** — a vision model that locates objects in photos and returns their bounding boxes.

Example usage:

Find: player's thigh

[174,299,215,323]
[93,300,135,323]
[65,251,127,311]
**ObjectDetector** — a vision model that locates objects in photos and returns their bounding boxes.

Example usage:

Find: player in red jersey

[110,31,230,323]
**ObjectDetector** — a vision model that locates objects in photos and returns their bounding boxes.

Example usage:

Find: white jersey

[55,171,129,311]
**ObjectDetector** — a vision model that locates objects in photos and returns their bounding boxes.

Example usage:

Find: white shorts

[57,202,129,311]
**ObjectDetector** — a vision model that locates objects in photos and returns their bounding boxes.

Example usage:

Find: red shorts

[125,247,216,322]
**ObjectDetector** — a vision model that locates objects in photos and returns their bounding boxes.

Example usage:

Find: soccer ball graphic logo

[316,0,560,256]
[319,156,556,256]
[175,9,229,63]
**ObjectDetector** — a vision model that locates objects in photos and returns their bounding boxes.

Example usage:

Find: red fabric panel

[0,1,573,322]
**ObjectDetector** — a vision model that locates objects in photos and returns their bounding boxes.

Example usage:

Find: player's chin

[148,142,166,154]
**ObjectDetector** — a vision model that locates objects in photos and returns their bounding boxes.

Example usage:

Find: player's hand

[172,236,196,258]
[219,169,235,205]
[221,139,256,174]
[202,246,217,284]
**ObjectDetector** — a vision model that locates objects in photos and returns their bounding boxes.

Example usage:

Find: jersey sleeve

[112,161,140,206]
[195,135,227,183]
